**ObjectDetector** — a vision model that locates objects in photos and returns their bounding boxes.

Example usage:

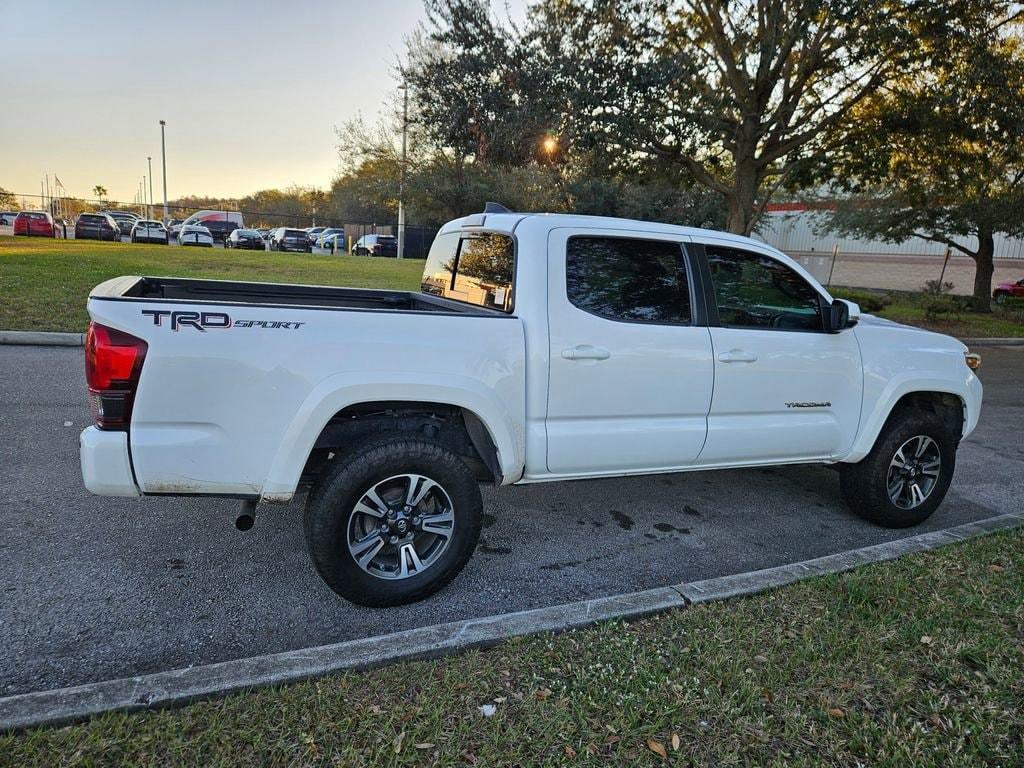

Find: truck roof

[440,211,771,253]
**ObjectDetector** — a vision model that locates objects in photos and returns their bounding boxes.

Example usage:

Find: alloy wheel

[886,435,942,509]
[346,474,456,580]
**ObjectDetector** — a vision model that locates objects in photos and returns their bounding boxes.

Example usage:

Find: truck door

[545,229,714,475]
[696,242,863,464]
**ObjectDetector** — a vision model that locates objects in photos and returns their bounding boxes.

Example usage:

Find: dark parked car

[13,211,57,237]
[202,219,241,243]
[226,228,267,250]
[270,228,312,253]
[352,233,397,256]
[75,213,121,241]
[100,211,138,237]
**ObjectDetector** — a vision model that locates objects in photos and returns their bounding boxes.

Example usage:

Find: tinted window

[706,245,822,331]
[421,231,515,312]
[566,236,691,324]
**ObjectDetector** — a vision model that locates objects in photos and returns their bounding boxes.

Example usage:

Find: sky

[0,0,527,204]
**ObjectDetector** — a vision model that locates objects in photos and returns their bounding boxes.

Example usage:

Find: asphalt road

[1,345,1021,697]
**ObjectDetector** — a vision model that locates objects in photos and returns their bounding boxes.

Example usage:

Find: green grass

[831,287,1024,338]
[3,529,1022,767]
[0,237,424,332]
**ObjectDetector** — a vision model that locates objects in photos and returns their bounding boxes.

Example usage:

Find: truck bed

[90,275,500,315]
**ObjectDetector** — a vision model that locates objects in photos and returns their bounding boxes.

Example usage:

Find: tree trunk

[724,162,760,235]
[972,229,995,313]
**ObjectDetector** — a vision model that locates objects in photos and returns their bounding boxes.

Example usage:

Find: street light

[542,135,558,157]
[159,120,168,223]
[397,82,408,260]
[147,156,154,219]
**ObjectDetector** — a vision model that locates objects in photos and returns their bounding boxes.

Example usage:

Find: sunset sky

[1,0,526,204]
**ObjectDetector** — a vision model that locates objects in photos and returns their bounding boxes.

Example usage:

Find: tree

[821,1,1024,310]
[91,185,107,201]
[408,0,910,235]
[0,186,18,209]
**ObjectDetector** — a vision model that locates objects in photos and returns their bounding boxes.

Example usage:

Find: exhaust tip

[235,513,255,531]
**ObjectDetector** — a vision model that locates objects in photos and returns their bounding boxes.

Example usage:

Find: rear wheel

[304,435,482,607]
[994,292,1008,305]
[840,409,956,528]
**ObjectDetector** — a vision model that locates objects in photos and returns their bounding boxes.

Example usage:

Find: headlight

[965,352,981,371]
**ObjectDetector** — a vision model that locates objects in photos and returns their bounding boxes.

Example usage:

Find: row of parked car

[3,208,402,256]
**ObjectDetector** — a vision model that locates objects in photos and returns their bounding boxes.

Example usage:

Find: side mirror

[824,298,859,333]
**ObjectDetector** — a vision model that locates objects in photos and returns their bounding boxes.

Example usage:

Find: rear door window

[421,231,514,312]
[566,236,691,324]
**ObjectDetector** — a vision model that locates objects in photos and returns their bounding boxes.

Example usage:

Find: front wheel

[840,409,956,528]
[304,435,483,607]
[994,292,1008,305]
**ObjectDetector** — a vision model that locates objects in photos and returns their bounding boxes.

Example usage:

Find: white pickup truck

[80,207,983,606]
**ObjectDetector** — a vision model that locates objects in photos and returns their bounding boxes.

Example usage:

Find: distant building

[754,203,1024,260]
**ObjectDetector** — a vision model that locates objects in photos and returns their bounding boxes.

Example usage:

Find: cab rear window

[421,231,514,312]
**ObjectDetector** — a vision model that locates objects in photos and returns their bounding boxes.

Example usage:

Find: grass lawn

[3,529,1021,766]
[831,287,1024,338]
[0,237,424,333]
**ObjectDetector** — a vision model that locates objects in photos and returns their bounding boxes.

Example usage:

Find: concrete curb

[0,331,84,347]
[1,513,1020,732]
[960,337,1024,347]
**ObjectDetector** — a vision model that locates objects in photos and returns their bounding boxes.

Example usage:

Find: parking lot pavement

[1,346,1021,697]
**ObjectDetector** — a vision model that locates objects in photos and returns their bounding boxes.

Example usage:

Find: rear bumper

[80,427,140,496]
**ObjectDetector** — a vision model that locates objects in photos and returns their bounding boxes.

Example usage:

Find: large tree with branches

[408,0,912,234]
[821,1,1024,309]
[556,0,912,234]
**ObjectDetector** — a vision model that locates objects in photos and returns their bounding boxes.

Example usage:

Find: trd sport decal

[142,310,305,332]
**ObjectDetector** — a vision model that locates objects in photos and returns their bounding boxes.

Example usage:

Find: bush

[922,279,955,295]
[830,289,892,313]
[922,294,967,322]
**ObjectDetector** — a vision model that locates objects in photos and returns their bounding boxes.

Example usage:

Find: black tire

[839,408,957,528]
[994,292,1008,305]
[304,435,482,607]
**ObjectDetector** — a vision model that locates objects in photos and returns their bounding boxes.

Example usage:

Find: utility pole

[397,82,408,260]
[147,156,154,219]
[160,120,168,222]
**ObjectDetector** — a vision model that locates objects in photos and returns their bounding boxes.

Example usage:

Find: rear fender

[261,372,524,501]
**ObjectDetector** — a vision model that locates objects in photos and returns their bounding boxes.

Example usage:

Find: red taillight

[85,322,147,429]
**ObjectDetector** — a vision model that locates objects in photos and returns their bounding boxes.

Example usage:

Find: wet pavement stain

[540,560,582,571]
[610,510,634,530]
[654,522,691,534]
[481,513,496,529]
[682,505,701,517]
[478,539,511,555]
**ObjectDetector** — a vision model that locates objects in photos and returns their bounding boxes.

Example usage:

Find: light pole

[159,120,168,222]
[397,82,408,260]
[147,156,154,219]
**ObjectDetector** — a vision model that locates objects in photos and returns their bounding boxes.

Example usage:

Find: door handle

[718,349,758,363]
[562,345,611,361]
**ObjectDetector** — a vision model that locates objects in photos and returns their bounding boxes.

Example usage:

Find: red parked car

[993,278,1024,304]
[13,211,57,237]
